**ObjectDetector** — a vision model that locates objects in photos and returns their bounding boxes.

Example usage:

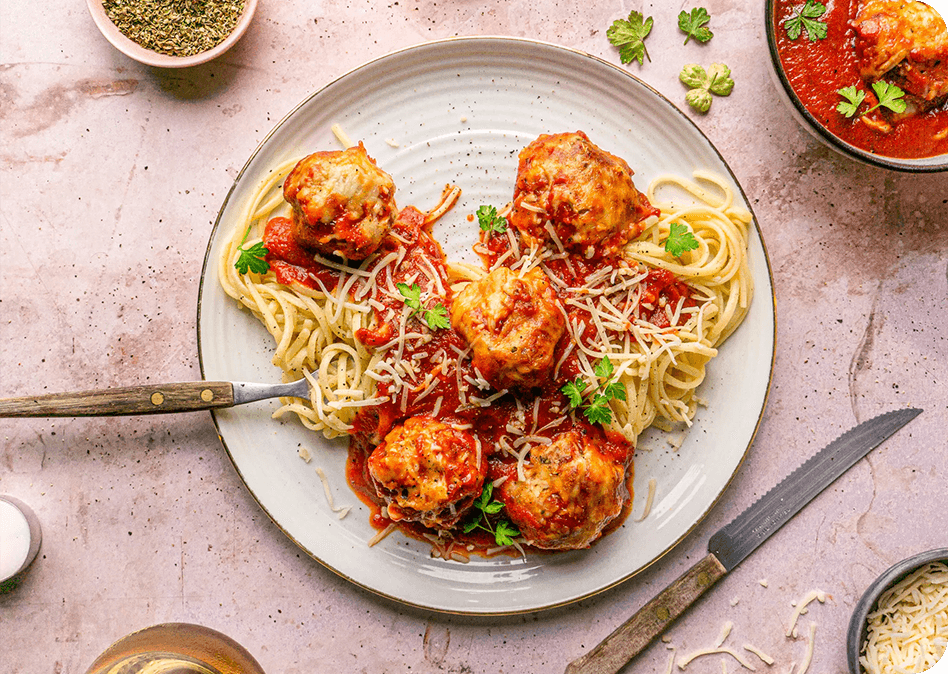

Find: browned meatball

[451,267,565,390]
[853,0,948,113]
[508,131,659,259]
[497,427,631,550]
[367,416,487,529]
[283,143,397,260]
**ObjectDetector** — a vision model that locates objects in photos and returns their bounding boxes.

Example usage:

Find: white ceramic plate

[197,37,776,615]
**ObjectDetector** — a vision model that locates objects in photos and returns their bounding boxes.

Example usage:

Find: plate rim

[196,35,778,615]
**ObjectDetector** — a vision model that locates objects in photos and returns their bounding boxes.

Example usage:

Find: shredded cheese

[797,623,816,674]
[859,561,948,674]
[786,590,826,638]
[678,647,756,671]
[315,466,352,519]
[743,643,775,666]
[714,621,734,648]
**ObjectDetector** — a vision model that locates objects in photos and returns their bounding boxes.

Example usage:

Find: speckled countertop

[1,1,946,673]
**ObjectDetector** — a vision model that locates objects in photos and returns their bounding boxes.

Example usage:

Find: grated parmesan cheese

[786,590,826,638]
[678,646,756,671]
[859,561,948,674]
[315,466,352,519]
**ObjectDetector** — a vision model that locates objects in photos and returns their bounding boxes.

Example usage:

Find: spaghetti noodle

[217,132,754,552]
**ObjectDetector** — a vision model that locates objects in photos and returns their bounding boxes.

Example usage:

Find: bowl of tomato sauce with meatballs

[766,0,948,171]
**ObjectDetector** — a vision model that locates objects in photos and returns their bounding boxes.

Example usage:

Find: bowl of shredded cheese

[848,548,948,674]
[87,0,258,68]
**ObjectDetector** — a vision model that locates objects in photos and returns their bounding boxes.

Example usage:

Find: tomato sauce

[772,0,948,159]
[262,207,702,555]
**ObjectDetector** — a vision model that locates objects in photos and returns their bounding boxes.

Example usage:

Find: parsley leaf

[560,356,626,426]
[603,381,627,402]
[584,395,614,425]
[679,8,713,44]
[423,304,451,331]
[495,520,520,547]
[594,356,615,380]
[785,0,828,41]
[665,222,700,257]
[680,63,734,113]
[866,80,907,115]
[463,483,520,547]
[607,11,654,65]
[234,225,270,275]
[836,85,866,118]
[477,205,508,233]
[561,378,586,408]
[396,281,423,309]
[396,282,450,330]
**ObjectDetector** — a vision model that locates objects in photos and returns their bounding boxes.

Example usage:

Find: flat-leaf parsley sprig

[607,10,654,66]
[396,282,451,330]
[477,205,508,234]
[561,356,627,426]
[784,0,828,41]
[234,224,270,275]
[679,7,714,44]
[463,483,520,547]
[680,62,735,113]
[664,221,700,257]
[836,80,907,118]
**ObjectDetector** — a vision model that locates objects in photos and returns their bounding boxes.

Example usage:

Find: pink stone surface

[1,1,945,672]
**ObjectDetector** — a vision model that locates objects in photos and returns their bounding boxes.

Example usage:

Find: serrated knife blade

[565,407,922,674]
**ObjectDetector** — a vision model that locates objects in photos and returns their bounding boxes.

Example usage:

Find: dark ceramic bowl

[765,0,948,172]
[847,547,948,674]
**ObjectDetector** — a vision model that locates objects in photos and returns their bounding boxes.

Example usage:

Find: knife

[564,407,923,674]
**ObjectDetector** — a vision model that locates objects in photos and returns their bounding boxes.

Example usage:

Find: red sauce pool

[771,0,948,159]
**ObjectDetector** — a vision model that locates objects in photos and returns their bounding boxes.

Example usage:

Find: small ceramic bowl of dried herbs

[87,0,257,68]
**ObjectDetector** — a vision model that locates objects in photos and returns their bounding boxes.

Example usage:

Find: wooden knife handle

[0,382,235,417]
[565,553,728,674]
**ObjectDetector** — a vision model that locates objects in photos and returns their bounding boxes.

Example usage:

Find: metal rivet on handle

[150,392,164,406]
[201,389,214,402]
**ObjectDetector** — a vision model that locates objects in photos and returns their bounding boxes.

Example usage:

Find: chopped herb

[424,304,451,330]
[396,282,450,331]
[607,10,654,65]
[584,395,615,425]
[784,0,828,42]
[664,222,700,257]
[477,205,508,233]
[561,356,627,425]
[680,63,734,113]
[836,85,867,118]
[866,80,907,115]
[594,356,615,380]
[561,379,586,408]
[679,8,714,44]
[234,225,269,275]
[835,81,906,119]
[463,483,520,547]
[102,0,246,57]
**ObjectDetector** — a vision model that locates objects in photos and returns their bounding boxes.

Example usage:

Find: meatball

[853,1,948,109]
[283,143,397,260]
[451,267,565,390]
[497,427,631,550]
[508,131,659,259]
[367,416,487,529]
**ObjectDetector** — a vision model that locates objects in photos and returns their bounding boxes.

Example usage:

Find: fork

[0,377,312,417]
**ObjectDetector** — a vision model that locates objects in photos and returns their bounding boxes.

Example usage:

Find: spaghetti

[217,132,754,552]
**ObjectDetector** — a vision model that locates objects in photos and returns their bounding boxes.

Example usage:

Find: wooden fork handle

[0,382,235,417]
[565,553,728,674]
